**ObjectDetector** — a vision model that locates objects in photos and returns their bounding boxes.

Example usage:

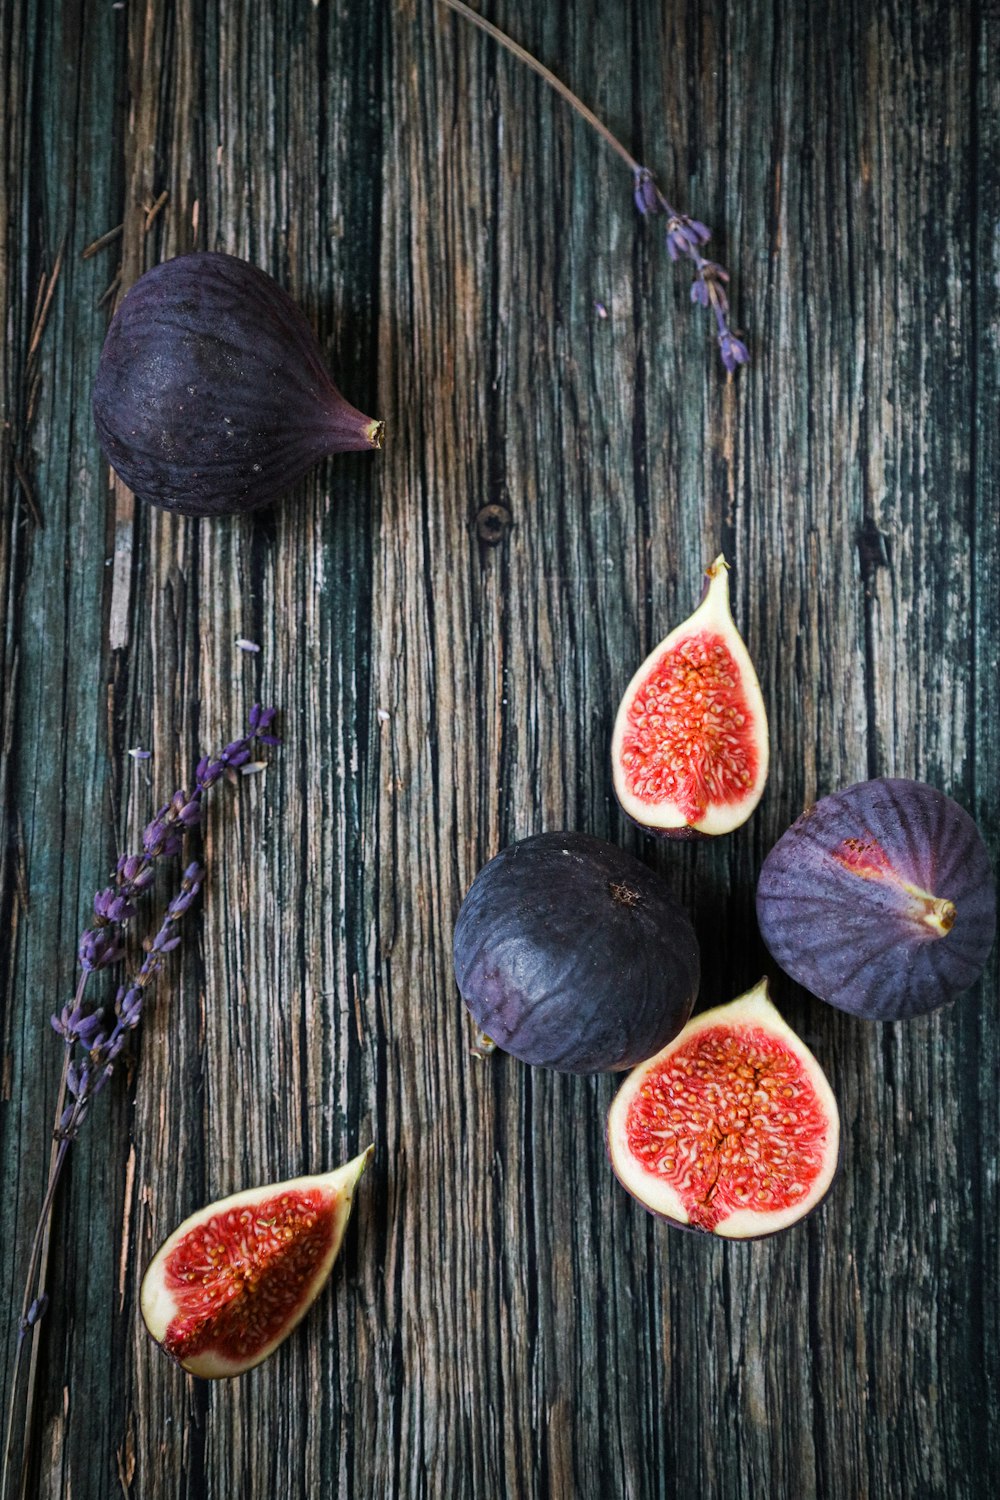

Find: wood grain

[1,1,997,1496]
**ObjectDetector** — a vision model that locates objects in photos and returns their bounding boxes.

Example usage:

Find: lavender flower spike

[4,699,281,1483]
[441,0,749,376]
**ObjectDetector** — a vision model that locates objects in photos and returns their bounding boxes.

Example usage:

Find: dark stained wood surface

[1,1,998,1495]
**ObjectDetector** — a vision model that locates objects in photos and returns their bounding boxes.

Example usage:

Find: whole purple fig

[453,832,700,1072]
[93,252,382,517]
[756,778,996,1020]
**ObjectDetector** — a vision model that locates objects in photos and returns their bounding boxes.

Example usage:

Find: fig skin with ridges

[611,554,769,839]
[139,1146,372,1378]
[453,832,700,1074]
[756,778,996,1020]
[606,979,841,1239]
[93,252,383,517]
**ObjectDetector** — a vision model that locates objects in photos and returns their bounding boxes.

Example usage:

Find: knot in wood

[476,503,512,546]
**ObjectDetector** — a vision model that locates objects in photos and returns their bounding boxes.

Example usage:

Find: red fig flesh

[607,979,840,1237]
[611,555,769,837]
[139,1147,372,1377]
[756,778,996,1019]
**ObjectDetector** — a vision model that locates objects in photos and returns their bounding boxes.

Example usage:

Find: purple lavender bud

[58,1103,76,1134]
[179,800,202,827]
[633,168,660,217]
[691,279,710,307]
[115,984,143,1022]
[253,705,278,733]
[51,1013,67,1037]
[76,1013,106,1048]
[92,1065,113,1095]
[93,886,117,919]
[66,1061,81,1097]
[25,1294,49,1327]
[719,330,749,373]
[142,816,167,853]
[687,220,711,244]
[167,887,198,918]
[79,927,124,972]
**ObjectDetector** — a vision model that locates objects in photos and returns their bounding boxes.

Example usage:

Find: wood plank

[0,0,995,1496]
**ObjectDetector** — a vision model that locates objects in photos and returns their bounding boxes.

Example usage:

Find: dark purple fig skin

[453,832,700,1073]
[756,778,996,1020]
[93,252,382,517]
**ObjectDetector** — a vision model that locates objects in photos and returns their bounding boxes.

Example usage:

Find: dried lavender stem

[0,1043,72,1500]
[2,706,279,1500]
[438,0,748,374]
[439,0,639,172]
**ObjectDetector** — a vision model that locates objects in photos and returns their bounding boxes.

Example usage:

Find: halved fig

[756,778,996,1019]
[611,554,769,837]
[607,979,840,1237]
[140,1146,373,1378]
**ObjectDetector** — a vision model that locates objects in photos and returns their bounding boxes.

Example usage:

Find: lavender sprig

[2,705,280,1500]
[53,862,205,1142]
[440,0,748,376]
[75,703,278,975]
[633,168,749,375]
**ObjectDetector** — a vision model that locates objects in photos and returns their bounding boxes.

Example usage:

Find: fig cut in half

[611,554,769,837]
[140,1146,372,1378]
[607,979,840,1238]
[756,778,996,1020]
[454,832,700,1073]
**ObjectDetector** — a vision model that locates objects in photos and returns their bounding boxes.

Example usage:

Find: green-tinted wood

[1,0,997,1496]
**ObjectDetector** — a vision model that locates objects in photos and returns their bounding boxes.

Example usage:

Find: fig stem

[471,1029,497,1059]
[917,896,956,937]
[899,879,956,936]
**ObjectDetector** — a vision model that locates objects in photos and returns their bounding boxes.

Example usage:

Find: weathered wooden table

[2,1,997,1495]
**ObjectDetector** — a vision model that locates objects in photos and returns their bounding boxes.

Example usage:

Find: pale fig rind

[607,980,840,1239]
[140,1146,373,1378]
[756,778,997,1020]
[611,554,769,837]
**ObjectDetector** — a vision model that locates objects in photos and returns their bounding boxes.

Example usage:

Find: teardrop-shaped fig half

[453,832,700,1073]
[93,252,383,517]
[607,980,840,1238]
[140,1146,373,1378]
[756,778,996,1019]
[611,555,769,837]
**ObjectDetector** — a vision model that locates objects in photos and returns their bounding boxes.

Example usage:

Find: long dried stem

[438,0,748,373]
